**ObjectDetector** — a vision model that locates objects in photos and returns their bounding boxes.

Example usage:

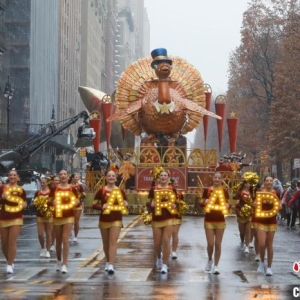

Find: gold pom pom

[239,204,253,219]
[178,200,188,216]
[141,210,152,225]
[243,172,260,186]
[33,195,54,218]
[151,166,166,181]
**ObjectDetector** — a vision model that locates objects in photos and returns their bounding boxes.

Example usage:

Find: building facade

[0,0,150,173]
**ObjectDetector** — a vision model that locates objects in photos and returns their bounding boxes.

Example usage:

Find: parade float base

[83,146,243,216]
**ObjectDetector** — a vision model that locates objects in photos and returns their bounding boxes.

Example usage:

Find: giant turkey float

[78,48,248,214]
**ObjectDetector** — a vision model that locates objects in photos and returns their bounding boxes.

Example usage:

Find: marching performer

[68,174,86,242]
[202,171,230,275]
[170,178,183,260]
[0,169,27,274]
[235,180,255,254]
[32,177,53,258]
[255,176,281,276]
[92,170,128,275]
[146,169,179,274]
[48,169,80,274]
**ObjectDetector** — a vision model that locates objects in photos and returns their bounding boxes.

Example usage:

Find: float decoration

[154,189,177,216]
[4,186,24,213]
[255,192,280,218]
[107,48,221,142]
[103,189,128,215]
[55,191,77,218]
[204,187,229,215]
[89,110,101,152]
[33,195,54,218]
[78,86,107,112]
[203,84,212,142]
[102,95,114,149]
[215,95,226,152]
[227,111,238,153]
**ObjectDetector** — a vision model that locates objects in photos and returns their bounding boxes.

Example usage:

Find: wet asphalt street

[0,213,299,300]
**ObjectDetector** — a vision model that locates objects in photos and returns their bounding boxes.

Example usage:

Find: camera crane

[0,110,95,173]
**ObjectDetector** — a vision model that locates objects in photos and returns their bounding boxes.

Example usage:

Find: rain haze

[144,0,250,94]
[144,0,250,146]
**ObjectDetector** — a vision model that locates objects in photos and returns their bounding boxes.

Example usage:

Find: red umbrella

[215,95,226,152]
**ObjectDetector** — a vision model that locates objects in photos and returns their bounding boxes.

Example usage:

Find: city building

[0,0,150,174]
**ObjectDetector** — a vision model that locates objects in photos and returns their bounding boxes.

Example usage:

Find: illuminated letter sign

[55,191,77,217]
[204,187,229,215]
[4,186,24,213]
[154,189,177,216]
[255,192,280,218]
[103,189,128,215]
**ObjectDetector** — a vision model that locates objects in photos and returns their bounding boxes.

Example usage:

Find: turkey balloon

[107,48,221,142]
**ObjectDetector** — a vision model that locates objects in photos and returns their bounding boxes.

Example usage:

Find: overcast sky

[144,0,250,95]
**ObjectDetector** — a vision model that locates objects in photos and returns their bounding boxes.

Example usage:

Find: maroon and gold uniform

[173,190,183,226]
[147,185,178,228]
[255,188,279,232]
[49,185,79,226]
[203,186,230,230]
[235,190,253,224]
[0,184,27,227]
[33,190,53,223]
[71,183,84,210]
[92,187,126,229]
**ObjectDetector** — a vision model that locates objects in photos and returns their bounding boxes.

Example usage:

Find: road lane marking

[126,268,152,281]
[66,268,98,282]
[7,267,46,282]
[78,215,141,268]
[189,270,210,282]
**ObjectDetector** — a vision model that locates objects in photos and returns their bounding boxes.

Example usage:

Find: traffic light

[79,148,86,157]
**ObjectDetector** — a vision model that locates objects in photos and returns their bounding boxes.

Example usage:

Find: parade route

[0,214,298,299]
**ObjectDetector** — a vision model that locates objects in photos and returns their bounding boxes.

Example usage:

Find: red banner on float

[102,102,114,149]
[227,114,238,153]
[136,167,186,191]
[215,95,226,152]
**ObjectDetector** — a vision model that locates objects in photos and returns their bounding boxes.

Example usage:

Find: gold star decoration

[102,95,112,103]
[90,110,101,119]
[229,111,236,118]
[215,95,226,103]
[154,100,175,114]
[203,83,212,93]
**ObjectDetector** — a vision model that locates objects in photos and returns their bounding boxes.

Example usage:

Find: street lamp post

[3,75,13,148]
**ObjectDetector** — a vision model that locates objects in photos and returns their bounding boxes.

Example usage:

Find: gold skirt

[237,216,252,224]
[173,219,182,226]
[0,218,23,228]
[99,220,123,229]
[53,217,74,226]
[36,217,53,223]
[204,221,226,230]
[256,223,277,232]
[152,218,175,228]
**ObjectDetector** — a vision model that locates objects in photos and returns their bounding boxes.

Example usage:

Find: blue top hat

[150,48,173,69]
